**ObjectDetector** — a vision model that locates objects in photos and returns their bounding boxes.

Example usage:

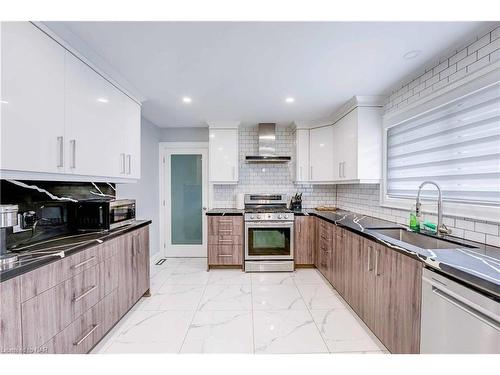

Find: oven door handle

[245,222,294,229]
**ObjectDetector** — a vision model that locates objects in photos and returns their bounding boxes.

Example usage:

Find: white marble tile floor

[91,258,387,354]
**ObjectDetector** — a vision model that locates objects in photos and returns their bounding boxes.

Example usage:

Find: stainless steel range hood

[245,123,291,163]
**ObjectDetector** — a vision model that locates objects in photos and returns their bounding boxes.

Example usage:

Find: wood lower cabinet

[373,243,422,354]
[294,216,316,266]
[315,218,334,282]
[332,226,346,295]
[0,224,150,354]
[0,277,22,353]
[118,226,150,316]
[207,216,244,267]
[317,217,423,354]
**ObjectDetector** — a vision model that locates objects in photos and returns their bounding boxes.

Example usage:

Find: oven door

[245,221,294,260]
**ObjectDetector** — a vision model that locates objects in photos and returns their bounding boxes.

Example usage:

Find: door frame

[159,142,209,258]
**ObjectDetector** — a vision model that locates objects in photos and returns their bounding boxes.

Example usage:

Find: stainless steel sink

[366,228,478,250]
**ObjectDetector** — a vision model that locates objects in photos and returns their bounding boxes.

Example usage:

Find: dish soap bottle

[409,205,420,232]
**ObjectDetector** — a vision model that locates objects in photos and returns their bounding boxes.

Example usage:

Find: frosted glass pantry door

[164,146,208,257]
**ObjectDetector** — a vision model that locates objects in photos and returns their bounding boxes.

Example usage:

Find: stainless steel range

[244,194,294,272]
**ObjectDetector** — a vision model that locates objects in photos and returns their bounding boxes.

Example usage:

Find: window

[386,82,500,206]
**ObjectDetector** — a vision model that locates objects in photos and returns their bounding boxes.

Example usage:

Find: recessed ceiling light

[0,99,9,104]
[403,50,422,60]
[97,97,109,103]
[285,97,295,103]
[182,97,192,103]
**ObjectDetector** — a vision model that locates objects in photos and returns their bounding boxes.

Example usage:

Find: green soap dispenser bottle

[409,205,420,232]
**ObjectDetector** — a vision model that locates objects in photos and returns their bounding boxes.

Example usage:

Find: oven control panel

[244,212,294,221]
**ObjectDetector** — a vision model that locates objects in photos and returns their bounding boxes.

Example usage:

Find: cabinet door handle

[57,136,64,168]
[310,166,313,180]
[126,154,131,174]
[375,249,380,276]
[218,239,233,243]
[120,153,126,174]
[342,162,345,178]
[338,163,341,178]
[73,324,99,346]
[73,285,97,302]
[70,139,76,169]
[72,256,96,270]
[299,166,303,180]
[219,219,233,223]
[218,229,232,233]
[218,254,233,257]
[232,166,236,180]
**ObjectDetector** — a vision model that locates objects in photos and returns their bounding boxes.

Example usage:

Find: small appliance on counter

[0,204,19,268]
[69,199,136,231]
[289,193,302,211]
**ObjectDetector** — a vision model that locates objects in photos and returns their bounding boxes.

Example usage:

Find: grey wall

[159,127,208,142]
[117,117,161,258]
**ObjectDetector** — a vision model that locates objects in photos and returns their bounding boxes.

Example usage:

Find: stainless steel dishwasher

[420,268,500,353]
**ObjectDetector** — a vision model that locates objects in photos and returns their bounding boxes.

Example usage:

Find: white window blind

[386,82,500,205]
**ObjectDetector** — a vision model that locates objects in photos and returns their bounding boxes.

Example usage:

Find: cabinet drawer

[20,246,102,302]
[43,289,118,354]
[21,265,101,349]
[208,234,243,245]
[208,217,243,234]
[208,244,243,266]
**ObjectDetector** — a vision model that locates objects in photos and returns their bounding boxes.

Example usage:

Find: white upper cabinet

[0,22,141,181]
[332,105,382,183]
[209,126,239,184]
[118,93,141,179]
[65,52,123,178]
[295,129,310,182]
[1,22,65,174]
[65,52,141,179]
[309,125,334,182]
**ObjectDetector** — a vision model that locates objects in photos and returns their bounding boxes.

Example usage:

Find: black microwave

[69,199,136,231]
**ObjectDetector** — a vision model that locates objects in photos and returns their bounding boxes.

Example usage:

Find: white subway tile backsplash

[449,67,467,83]
[464,230,486,244]
[433,60,449,75]
[477,36,500,59]
[425,74,439,87]
[467,33,490,55]
[467,55,490,73]
[456,52,477,70]
[492,26,500,41]
[439,64,457,79]
[385,25,498,114]
[491,48,500,63]
[455,219,475,231]
[475,222,499,236]
[449,227,465,239]
[449,48,467,65]
[486,234,500,247]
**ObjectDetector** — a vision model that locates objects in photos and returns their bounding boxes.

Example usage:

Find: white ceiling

[45,21,492,127]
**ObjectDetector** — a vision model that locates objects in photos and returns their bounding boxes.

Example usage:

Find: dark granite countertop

[206,208,244,216]
[299,209,500,298]
[0,220,152,283]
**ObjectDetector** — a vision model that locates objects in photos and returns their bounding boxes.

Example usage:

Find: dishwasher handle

[430,285,500,331]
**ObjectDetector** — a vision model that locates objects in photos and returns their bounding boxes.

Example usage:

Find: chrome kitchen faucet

[415,181,452,238]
